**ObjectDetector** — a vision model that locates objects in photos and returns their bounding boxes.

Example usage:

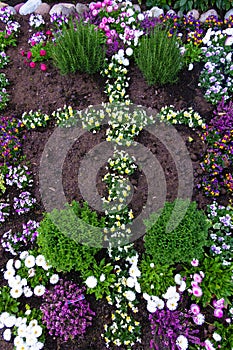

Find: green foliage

[146,0,172,10]
[173,0,231,13]
[50,19,106,75]
[213,321,233,349]
[29,42,52,63]
[0,286,20,314]
[37,201,104,273]
[134,25,183,86]
[0,169,6,195]
[0,31,17,50]
[144,199,209,265]
[81,259,116,300]
[139,255,175,296]
[183,42,203,67]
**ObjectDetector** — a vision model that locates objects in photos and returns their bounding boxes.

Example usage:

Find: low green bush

[37,201,105,273]
[50,19,105,75]
[144,199,209,265]
[133,25,183,86]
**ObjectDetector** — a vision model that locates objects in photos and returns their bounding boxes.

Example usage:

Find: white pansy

[125,47,133,56]
[174,274,182,285]
[24,255,36,268]
[6,259,14,270]
[166,298,178,311]
[176,335,188,350]
[10,286,23,299]
[129,265,141,278]
[143,292,150,301]
[4,268,15,280]
[223,28,233,36]
[134,281,141,293]
[137,13,144,21]
[4,315,16,328]
[0,312,10,323]
[25,334,37,346]
[41,261,52,270]
[23,286,33,298]
[147,301,157,313]
[34,285,45,296]
[14,335,24,347]
[19,251,29,260]
[17,324,27,337]
[85,276,98,288]
[35,255,46,267]
[3,328,11,341]
[28,268,35,278]
[31,325,42,338]
[126,277,135,288]
[34,342,44,350]
[49,274,59,284]
[179,280,186,292]
[125,290,136,301]
[0,320,4,329]
[29,319,38,328]
[163,286,177,299]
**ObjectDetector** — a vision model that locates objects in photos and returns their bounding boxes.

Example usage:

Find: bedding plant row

[0,2,233,350]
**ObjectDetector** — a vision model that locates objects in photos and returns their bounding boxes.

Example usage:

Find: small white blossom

[85,276,98,288]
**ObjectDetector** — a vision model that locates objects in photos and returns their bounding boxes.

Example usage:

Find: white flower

[166,298,178,310]
[174,274,182,285]
[4,268,15,280]
[35,255,46,267]
[23,286,33,298]
[143,292,150,301]
[213,332,221,342]
[24,255,36,268]
[178,280,186,292]
[134,281,141,293]
[20,251,29,260]
[14,335,24,347]
[4,315,16,328]
[176,335,188,350]
[137,13,144,21]
[147,301,157,313]
[34,285,45,296]
[163,286,177,299]
[25,334,37,346]
[10,286,23,299]
[226,52,232,62]
[3,328,11,341]
[125,47,133,56]
[124,290,136,301]
[41,261,51,270]
[28,268,36,278]
[0,312,10,324]
[85,276,98,288]
[6,259,14,270]
[188,63,194,71]
[49,274,59,284]
[14,260,21,269]
[0,320,4,329]
[29,319,37,328]
[17,324,27,337]
[99,273,105,282]
[129,265,141,278]
[31,324,42,338]
[126,277,135,288]
[123,58,130,66]
[33,342,44,350]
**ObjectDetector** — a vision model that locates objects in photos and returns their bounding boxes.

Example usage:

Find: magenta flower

[191,259,199,266]
[213,298,224,309]
[190,303,200,315]
[29,61,36,68]
[40,63,47,71]
[40,49,46,56]
[192,285,203,297]
[193,273,202,283]
[214,308,223,318]
[27,51,32,60]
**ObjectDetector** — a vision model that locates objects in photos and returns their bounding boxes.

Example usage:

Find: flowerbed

[0,2,233,350]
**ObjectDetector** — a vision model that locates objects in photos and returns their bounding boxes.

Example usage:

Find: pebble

[187,9,200,19]
[14,3,24,13]
[35,3,51,15]
[224,8,233,20]
[49,3,76,16]
[19,0,42,15]
[149,6,164,18]
[75,3,89,15]
[199,9,218,22]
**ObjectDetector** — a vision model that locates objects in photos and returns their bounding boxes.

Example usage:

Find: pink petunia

[193,273,202,283]
[191,259,199,266]
[29,61,36,68]
[40,63,47,71]
[192,285,203,297]
[190,303,200,315]
[213,298,224,309]
[27,51,32,60]
[40,49,46,56]
[214,308,223,318]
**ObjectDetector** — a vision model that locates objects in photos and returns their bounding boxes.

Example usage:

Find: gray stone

[49,3,75,16]
[7,6,16,14]
[150,6,164,18]
[35,3,51,15]
[61,5,76,17]
[224,8,233,20]
[199,9,218,23]
[14,3,24,13]
[19,0,42,15]
[187,9,199,19]
[76,3,88,15]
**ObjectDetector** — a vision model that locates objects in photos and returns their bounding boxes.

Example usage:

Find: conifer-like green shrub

[50,20,105,75]
[144,199,209,265]
[134,25,183,86]
[37,201,105,273]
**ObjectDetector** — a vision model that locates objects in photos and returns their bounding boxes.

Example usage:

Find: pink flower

[191,259,199,266]
[190,303,200,315]
[46,30,52,37]
[31,41,36,46]
[192,285,203,297]
[29,61,36,68]
[27,51,32,59]
[214,308,223,318]
[40,49,46,56]
[193,313,205,325]
[204,339,216,350]
[193,273,202,283]
[213,298,224,309]
[40,63,47,71]
[20,49,25,56]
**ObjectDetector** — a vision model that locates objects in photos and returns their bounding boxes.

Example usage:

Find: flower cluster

[0,51,9,68]
[21,110,50,129]
[1,220,39,255]
[107,149,137,175]
[77,104,105,131]
[13,191,36,215]
[199,28,233,104]
[0,201,10,222]
[0,72,9,111]
[5,164,33,189]
[52,104,77,127]
[29,14,45,29]
[157,105,205,129]
[207,201,232,265]
[40,279,95,342]
[4,251,59,299]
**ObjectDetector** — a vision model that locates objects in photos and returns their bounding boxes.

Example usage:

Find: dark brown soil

[0,7,224,350]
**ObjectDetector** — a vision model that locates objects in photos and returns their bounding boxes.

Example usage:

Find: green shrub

[144,199,209,265]
[133,25,183,86]
[139,255,175,296]
[173,0,231,13]
[37,201,105,273]
[50,19,105,75]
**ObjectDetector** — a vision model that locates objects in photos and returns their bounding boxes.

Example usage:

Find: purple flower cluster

[0,201,10,222]
[1,219,39,255]
[211,98,233,133]
[41,279,95,342]
[13,191,36,215]
[5,164,33,189]
[149,300,202,350]
[0,115,24,165]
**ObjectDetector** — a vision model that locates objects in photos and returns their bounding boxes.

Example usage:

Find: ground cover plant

[0,1,232,350]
